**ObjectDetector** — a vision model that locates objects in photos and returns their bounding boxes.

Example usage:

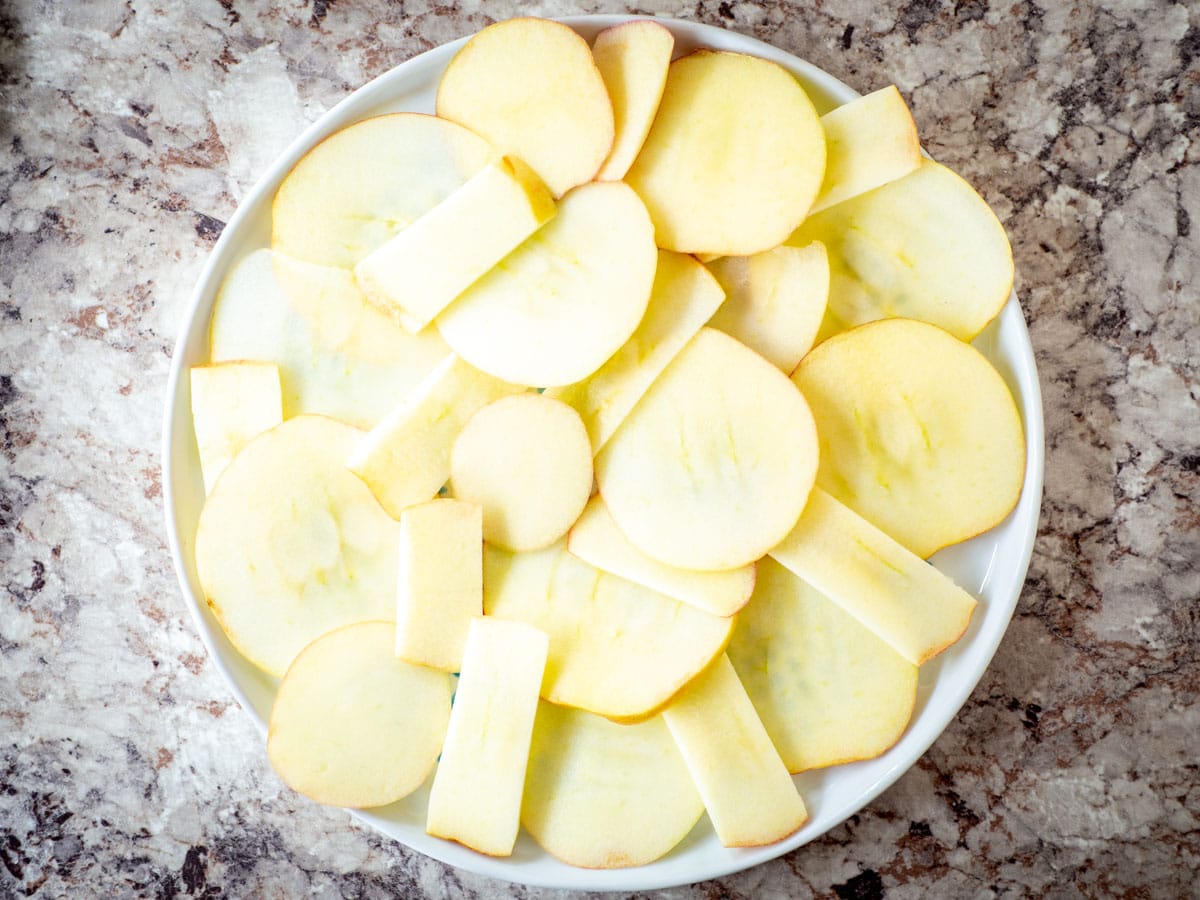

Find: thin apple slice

[267,621,454,808]
[792,318,1025,558]
[728,557,917,772]
[189,361,282,494]
[545,250,725,454]
[436,18,613,198]
[596,328,818,572]
[625,50,825,255]
[662,654,807,848]
[436,181,656,388]
[567,495,754,617]
[706,242,830,374]
[592,20,674,182]
[196,415,398,676]
[522,702,704,868]
[769,488,977,665]
[426,617,548,856]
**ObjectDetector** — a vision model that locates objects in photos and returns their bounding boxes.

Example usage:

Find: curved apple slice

[189,361,282,494]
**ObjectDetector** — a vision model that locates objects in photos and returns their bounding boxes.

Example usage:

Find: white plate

[162,15,1044,892]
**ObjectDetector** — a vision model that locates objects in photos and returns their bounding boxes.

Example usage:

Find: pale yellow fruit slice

[449,395,592,552]
[809,85,922,215]
[346,354,525,519]
[436,18,613,198]
[662,654,807,848]
[792,318,1026,558]
[195,416,398,676]
[625,50,825,255]
[436,181,656,388]
[189,361,282,494]
[567,495,754,617]
[592,20,674,181]
[483,542,733,722]
[790,160,1014,342]
[546,250,726,454]
[596,328,818,571]
[426,617,548,857]
[272,113,496,269]
[522,702,704,869]
[706,242,830,374]
[395,499,482,672]
[769,488,977,665]
[267,621,454,808]
[353,156,556,333]
[727,558,917,773]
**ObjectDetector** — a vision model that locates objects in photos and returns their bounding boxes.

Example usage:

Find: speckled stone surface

[2,1,1198,897]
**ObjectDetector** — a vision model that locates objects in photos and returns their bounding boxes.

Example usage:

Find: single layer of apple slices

[190,361,282,494]
[706,242,830,374]
[791,159,1014,343]
[196,416,398,677]
[267,621,454,808]
[436,18,613,198]
[662,654,808,848]
[728,558,918,773]
[483,542,733,722]
[522,702,704,869]
[792,318,1026,559]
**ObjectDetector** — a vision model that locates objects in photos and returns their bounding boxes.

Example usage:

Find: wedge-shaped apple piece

[770,488,977,665]
[791,160,1014,342]
[354,156,556,333]
[426,617,548,856]
[483,542,732,722]
[706,242,830,374]
[436,181,656,387]
[625,50,825,255]
[346,354,525,519]
[267,621,454,808]
[592,20,674,182]
[449,395,592,552]
[546,250,725,454]
[196,416,398,676]
[436,18,613,198]
[209,250,450,430]
[596,328,818,571]
[522,702,704,868]
[809,85,922,215]
[793,318,1025,558]
[273,113,496,269]
[567,496,754,617]
[728,558,917,772]
[662,654,807,848]
[190,362,282,494]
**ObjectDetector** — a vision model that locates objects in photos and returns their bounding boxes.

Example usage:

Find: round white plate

[162,15,1044,892]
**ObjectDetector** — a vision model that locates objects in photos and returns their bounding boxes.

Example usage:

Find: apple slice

[625,50,825,255]
[435,181,656,388]
[592,20,674,182]
[449,394,592,552]
[545,250,725,454]
[706,242,830,374]
[195,415,398,676]
[436,18,613,198]
[769,488,977,665]
[567,495,754,617]
[426,617,548,856]
[189,361,282,494]
[596,328,818,572]
[522,702,704,868]
[267,621,454,808]
[728,557,917,772]
[662,654,807,848]
[792,318,1026,558]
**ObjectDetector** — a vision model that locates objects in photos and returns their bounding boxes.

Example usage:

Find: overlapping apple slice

[189,361,282,494]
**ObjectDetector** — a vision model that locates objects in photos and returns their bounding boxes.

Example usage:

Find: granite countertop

[2,1,1197,897]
